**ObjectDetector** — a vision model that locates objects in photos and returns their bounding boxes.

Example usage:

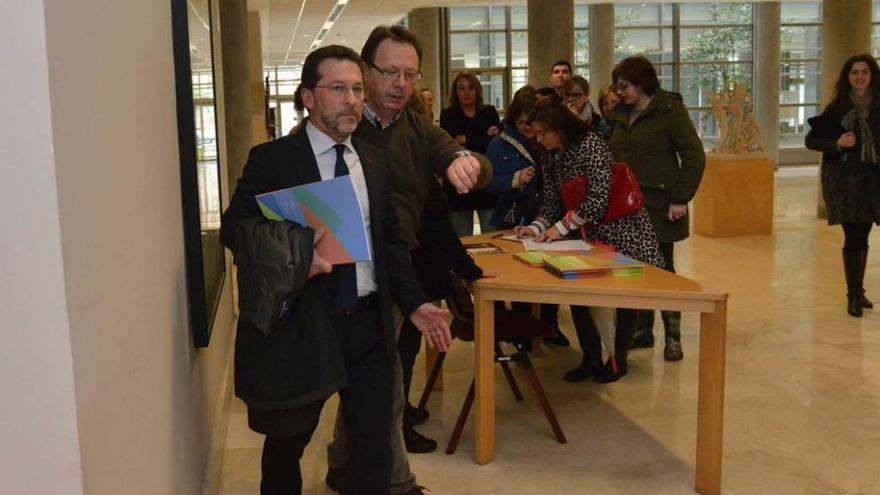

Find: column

[754,2,781,166]
[818,0,872,217]
[588,4,615,92]
[409,8,443,119]
[248,11,268,145]
[527,0,574,89]
[219,0,252,186]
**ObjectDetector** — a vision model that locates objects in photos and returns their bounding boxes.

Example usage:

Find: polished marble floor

[213,169,880,495]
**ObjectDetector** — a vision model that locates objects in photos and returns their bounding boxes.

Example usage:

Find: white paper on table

[521,239,592,251]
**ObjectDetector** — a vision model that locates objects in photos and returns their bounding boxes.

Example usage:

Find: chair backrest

[446,272,475,324]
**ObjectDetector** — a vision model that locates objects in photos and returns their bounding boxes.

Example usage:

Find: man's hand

[409,303,452,352]
[667,204,688,221]
[308,227,332,279]
[446,155,482,194]
[454,134,467,145]
[486,125,501,136]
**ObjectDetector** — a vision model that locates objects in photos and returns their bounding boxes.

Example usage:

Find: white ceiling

[248,0,521,68]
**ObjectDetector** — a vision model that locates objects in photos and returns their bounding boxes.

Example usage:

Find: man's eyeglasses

[314,84,365,98]
[368,62,422,83]
[615,81,633,91]
[565,92,586,99]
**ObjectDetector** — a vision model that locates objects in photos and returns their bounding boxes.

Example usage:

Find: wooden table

[465,234,728,495]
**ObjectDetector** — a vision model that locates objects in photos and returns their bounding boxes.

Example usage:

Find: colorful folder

[255,176,371,265]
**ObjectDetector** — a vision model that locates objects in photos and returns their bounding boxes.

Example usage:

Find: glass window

[615,28,674,64]
[511,31,528,68]
[680,27,753,62]
[679,3,752,26]
[780,1,822,147]
[448,6,506,30]
[615,3,673,27]
[475,73,506,110]
[511,68,529,96]
[450,32,507,68]
[574,4,589,28]
[680,63,753,108]
[511,6,528,30]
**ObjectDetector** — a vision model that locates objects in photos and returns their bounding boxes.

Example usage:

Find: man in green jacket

[608,55,705,362]
[325,25,493,495]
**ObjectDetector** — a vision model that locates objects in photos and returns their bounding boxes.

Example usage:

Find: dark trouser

[398,318,421,402]
[636,241,681,338]
[571,306,638,369]
[253,303,393,495]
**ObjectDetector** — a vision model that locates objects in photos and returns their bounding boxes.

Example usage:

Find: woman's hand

[837,132,856,149]
[514,225,537,239]
[454,134,467,145]
[535,225,563,243]
[518,166,536,185]
[667,204,688,221]
[486,125,501,136]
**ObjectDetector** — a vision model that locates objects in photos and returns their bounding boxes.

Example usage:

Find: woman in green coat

[607,55,706,361]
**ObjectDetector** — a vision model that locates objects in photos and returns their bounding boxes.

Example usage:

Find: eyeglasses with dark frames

[368,62,422,83]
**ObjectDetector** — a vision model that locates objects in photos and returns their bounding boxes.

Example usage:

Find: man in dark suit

[220,44,451,495]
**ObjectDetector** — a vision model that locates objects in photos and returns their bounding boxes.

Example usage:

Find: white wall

[0,1,85,494]
[0,1,236,494]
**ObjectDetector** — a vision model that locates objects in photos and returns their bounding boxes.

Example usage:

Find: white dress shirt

[305,122,377,296]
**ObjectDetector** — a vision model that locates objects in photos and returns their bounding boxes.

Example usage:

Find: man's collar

[363,103,402,130]
[305,120,353,154]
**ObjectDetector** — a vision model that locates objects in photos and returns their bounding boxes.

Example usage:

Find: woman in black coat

[440,72,502,236]
[806,53,880,317]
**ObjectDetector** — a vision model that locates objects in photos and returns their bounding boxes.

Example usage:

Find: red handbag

[559,161,644,223]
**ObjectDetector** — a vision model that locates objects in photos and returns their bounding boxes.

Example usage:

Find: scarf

[842,90,878,163]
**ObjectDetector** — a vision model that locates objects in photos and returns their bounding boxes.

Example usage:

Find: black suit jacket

[221,126,427,411]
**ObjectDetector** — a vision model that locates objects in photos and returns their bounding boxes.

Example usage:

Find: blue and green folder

[255,176,371,266]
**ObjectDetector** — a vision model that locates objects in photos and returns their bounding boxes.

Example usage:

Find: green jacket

[608,89,705,242]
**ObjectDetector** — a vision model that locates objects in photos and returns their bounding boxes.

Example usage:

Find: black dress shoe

[593,360,628,383]
[542,328,570,347]
[325,466,349,494]
[404,402,429,427]
[403,426,437,454]
[563,363,600,382]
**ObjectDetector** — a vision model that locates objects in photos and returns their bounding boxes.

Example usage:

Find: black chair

[418,272,567,454]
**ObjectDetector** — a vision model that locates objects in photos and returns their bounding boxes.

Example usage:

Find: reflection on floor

[213,169,880,495]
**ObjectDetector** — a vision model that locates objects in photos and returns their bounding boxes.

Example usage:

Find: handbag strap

[499,131,536,166]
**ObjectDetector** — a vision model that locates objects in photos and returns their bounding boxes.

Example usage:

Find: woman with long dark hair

[516,98,665,383]
[806,53,880,317]
[440,72,502,236]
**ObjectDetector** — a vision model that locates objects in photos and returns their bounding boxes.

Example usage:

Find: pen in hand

[515,216,527,239]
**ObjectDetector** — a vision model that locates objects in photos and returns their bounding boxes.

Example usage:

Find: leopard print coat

[529,132,665,268]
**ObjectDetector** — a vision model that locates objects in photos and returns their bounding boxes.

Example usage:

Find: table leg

[695,300,727,495]
[424,345,443,391]
[473,286,495,464]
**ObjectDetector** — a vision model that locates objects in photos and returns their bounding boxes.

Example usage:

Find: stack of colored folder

[514,251,644,278]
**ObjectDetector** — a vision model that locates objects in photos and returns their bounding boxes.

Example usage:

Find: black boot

[630,310,655,348]
[843,250,864,317]
[860,248,874,309]
[661,310,684,361]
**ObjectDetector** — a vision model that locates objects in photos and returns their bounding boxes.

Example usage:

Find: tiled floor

[214,169,880,494]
